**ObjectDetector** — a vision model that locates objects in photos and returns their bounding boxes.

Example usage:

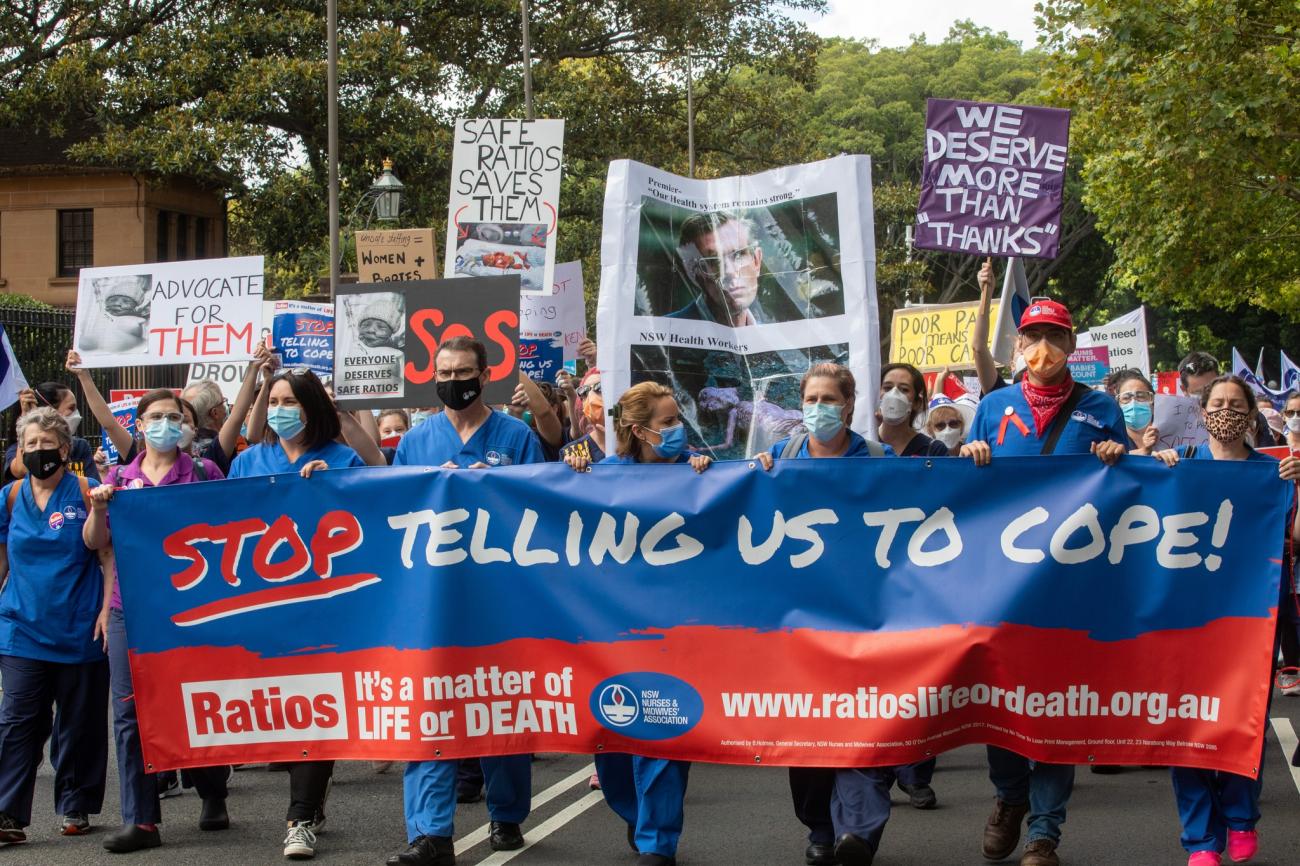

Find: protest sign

[1067,345,1109,386]
[272,301,334,376]
[1154,394,1209,451]
[1156,371,1181,396]
[101,397,139,462]
[520,261,586,360]
[914,100,1070,259]
[73,256,264,368]
[355,229,437,283]
[445,118,564,296]
[597,155,879,459]
[112,456,1286,777]
[890,300,1000,372]
[333,276,520,410]
[519,334,564,382]
[184,300,278,402]
[1076,306,1150,379]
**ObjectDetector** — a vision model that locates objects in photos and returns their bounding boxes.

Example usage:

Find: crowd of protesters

[1,269,1298,866]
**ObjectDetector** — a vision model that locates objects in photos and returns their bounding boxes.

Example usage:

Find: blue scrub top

[1187,442,1275,463]
[768,431,894,460]
[0,473,104,664]
[228,439,365,479]
[600,453,691,465]
[394,411,544,468]
[968,383,1126,456]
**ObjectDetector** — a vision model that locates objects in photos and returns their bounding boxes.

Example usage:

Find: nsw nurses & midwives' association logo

[597,683,639,727]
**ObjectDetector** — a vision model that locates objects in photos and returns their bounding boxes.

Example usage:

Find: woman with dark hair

[1152,375,1300,866]
[4,380,99,483]
[82,389,230,853]
[227,368,366,860]
[0,408,109,842]
[1111,369,1160,455]
[876,363,950,457]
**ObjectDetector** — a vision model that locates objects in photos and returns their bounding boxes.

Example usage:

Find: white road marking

[455,763,596,856]
[476,790,606,864]
[1269,717,1300,797]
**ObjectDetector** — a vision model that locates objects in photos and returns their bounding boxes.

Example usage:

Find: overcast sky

[790,1,1042,48]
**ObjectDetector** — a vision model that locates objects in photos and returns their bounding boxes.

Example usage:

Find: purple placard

[914,99,1070,259]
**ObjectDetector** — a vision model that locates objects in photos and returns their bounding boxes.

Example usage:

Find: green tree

[1041,0,1300,316]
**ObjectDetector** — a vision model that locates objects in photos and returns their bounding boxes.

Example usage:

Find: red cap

[1018,300,1074,332]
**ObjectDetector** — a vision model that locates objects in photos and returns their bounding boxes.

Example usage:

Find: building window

[57,209,94,277]
[156,210,171,261]
[195,217,209,259]
[176,213,189,260]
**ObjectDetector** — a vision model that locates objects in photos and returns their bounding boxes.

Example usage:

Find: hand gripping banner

[109,456,1289,777]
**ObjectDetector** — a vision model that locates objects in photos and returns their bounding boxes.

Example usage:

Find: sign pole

[686,53,695,178]
[521,0,535,121]
[326,0,339,301]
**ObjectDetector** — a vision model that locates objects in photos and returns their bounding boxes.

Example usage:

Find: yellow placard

[889,300,1000,372]
[354,228,437,283]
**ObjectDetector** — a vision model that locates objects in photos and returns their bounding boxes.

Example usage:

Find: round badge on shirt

[48,512,65,531]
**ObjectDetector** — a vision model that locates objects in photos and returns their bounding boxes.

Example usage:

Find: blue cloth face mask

[143,418,183,451]
[1122,401,1153,431]
[410,410,433,427]
[802,402,845,442]
[650,424,687,460]
[267,406,306,442]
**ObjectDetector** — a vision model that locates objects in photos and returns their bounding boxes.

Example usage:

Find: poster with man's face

[597,156,879,459]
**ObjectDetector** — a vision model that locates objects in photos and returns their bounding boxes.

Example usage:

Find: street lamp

[371,159,404,222]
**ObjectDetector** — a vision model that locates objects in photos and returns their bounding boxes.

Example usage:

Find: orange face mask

[583,395,605,426]
[1022,339,1068,379]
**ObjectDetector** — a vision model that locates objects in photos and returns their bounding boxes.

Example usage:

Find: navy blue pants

[596,753,690,857]
[0,653,108,826]
[108,609,228,825]
[790,759,935,847]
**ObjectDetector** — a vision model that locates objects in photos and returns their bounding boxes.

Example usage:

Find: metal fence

[0,304,189,454]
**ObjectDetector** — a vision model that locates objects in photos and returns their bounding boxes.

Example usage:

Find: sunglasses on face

[577,382,602,397]
[1284,410,1300,419]
[931,419,963,431]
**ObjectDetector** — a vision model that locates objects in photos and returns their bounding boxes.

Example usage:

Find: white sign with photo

[73,256,264,368]
[445,118,565,296]
[596,155,879,460]
[520,261,586,360]
[334,292,406,401]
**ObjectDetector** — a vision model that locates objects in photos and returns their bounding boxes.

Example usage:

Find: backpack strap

[780,432,809,459]
[1039,383,1090,456]
[191,456,208,482]
[1183,444,1198,459]
[6,479,21,515]
[864,438,886,457]
[77,476,92,514]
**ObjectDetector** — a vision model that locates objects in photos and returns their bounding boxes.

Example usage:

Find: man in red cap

[958,298,1127,866]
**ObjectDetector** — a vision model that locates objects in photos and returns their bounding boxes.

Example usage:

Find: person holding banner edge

[1110,370,1160,455]
[82,388,231,853]
[960,298,1127,866]
[1279,392,1300,696]
[565,381,710,866]
[388,336,543,866]
[227,367,368,860]
[1150,375,1300,865]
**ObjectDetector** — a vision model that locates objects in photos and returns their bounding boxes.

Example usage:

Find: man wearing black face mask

[386,336,542,866]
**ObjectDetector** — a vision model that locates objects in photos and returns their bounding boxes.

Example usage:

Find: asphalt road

[13,694,1300,865]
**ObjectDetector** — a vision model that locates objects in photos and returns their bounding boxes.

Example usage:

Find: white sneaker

[1280,672,1300,696]
[283,821,317,859]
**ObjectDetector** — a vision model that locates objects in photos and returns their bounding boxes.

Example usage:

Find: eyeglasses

[1284,410,1300,419]
[931,420,963,431]
[692,246,757,279]
[1117,390,1155,405]
[577,382,602,397]
[275,366,313,379]
[140,412,184,424]
[1182,358,1219,375]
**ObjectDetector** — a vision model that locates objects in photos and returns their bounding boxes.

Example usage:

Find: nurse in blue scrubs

[565,381,711,866]
[387,336,544,866]
[755,363,906,866]
[227,368,366,861]
[0,407,110,843]
[1152,375,1300,866]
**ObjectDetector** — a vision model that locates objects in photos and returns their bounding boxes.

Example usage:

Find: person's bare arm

[516,373,563,448]
[68,350,133,457]
[220,345,274,457]
[972,258,1001,393]
[338,411,387,466]
[352,408,381,444]
[246,359,276,444]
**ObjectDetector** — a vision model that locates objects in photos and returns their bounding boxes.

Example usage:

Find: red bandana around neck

[1021,375,1076,437]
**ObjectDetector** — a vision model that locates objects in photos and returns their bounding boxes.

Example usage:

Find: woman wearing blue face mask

[757,364,933,866]
[227,368,366,861]
[564,382,708,866]
[85,389,229,853]
[1113,370,1159,455]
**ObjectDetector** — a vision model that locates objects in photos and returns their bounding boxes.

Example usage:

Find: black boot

[489,821,524,851]
[385,834,454,866]
[103,825,161,853]
[199,797,229,831]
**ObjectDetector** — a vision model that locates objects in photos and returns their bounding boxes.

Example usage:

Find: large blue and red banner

[110,456,1289,777]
